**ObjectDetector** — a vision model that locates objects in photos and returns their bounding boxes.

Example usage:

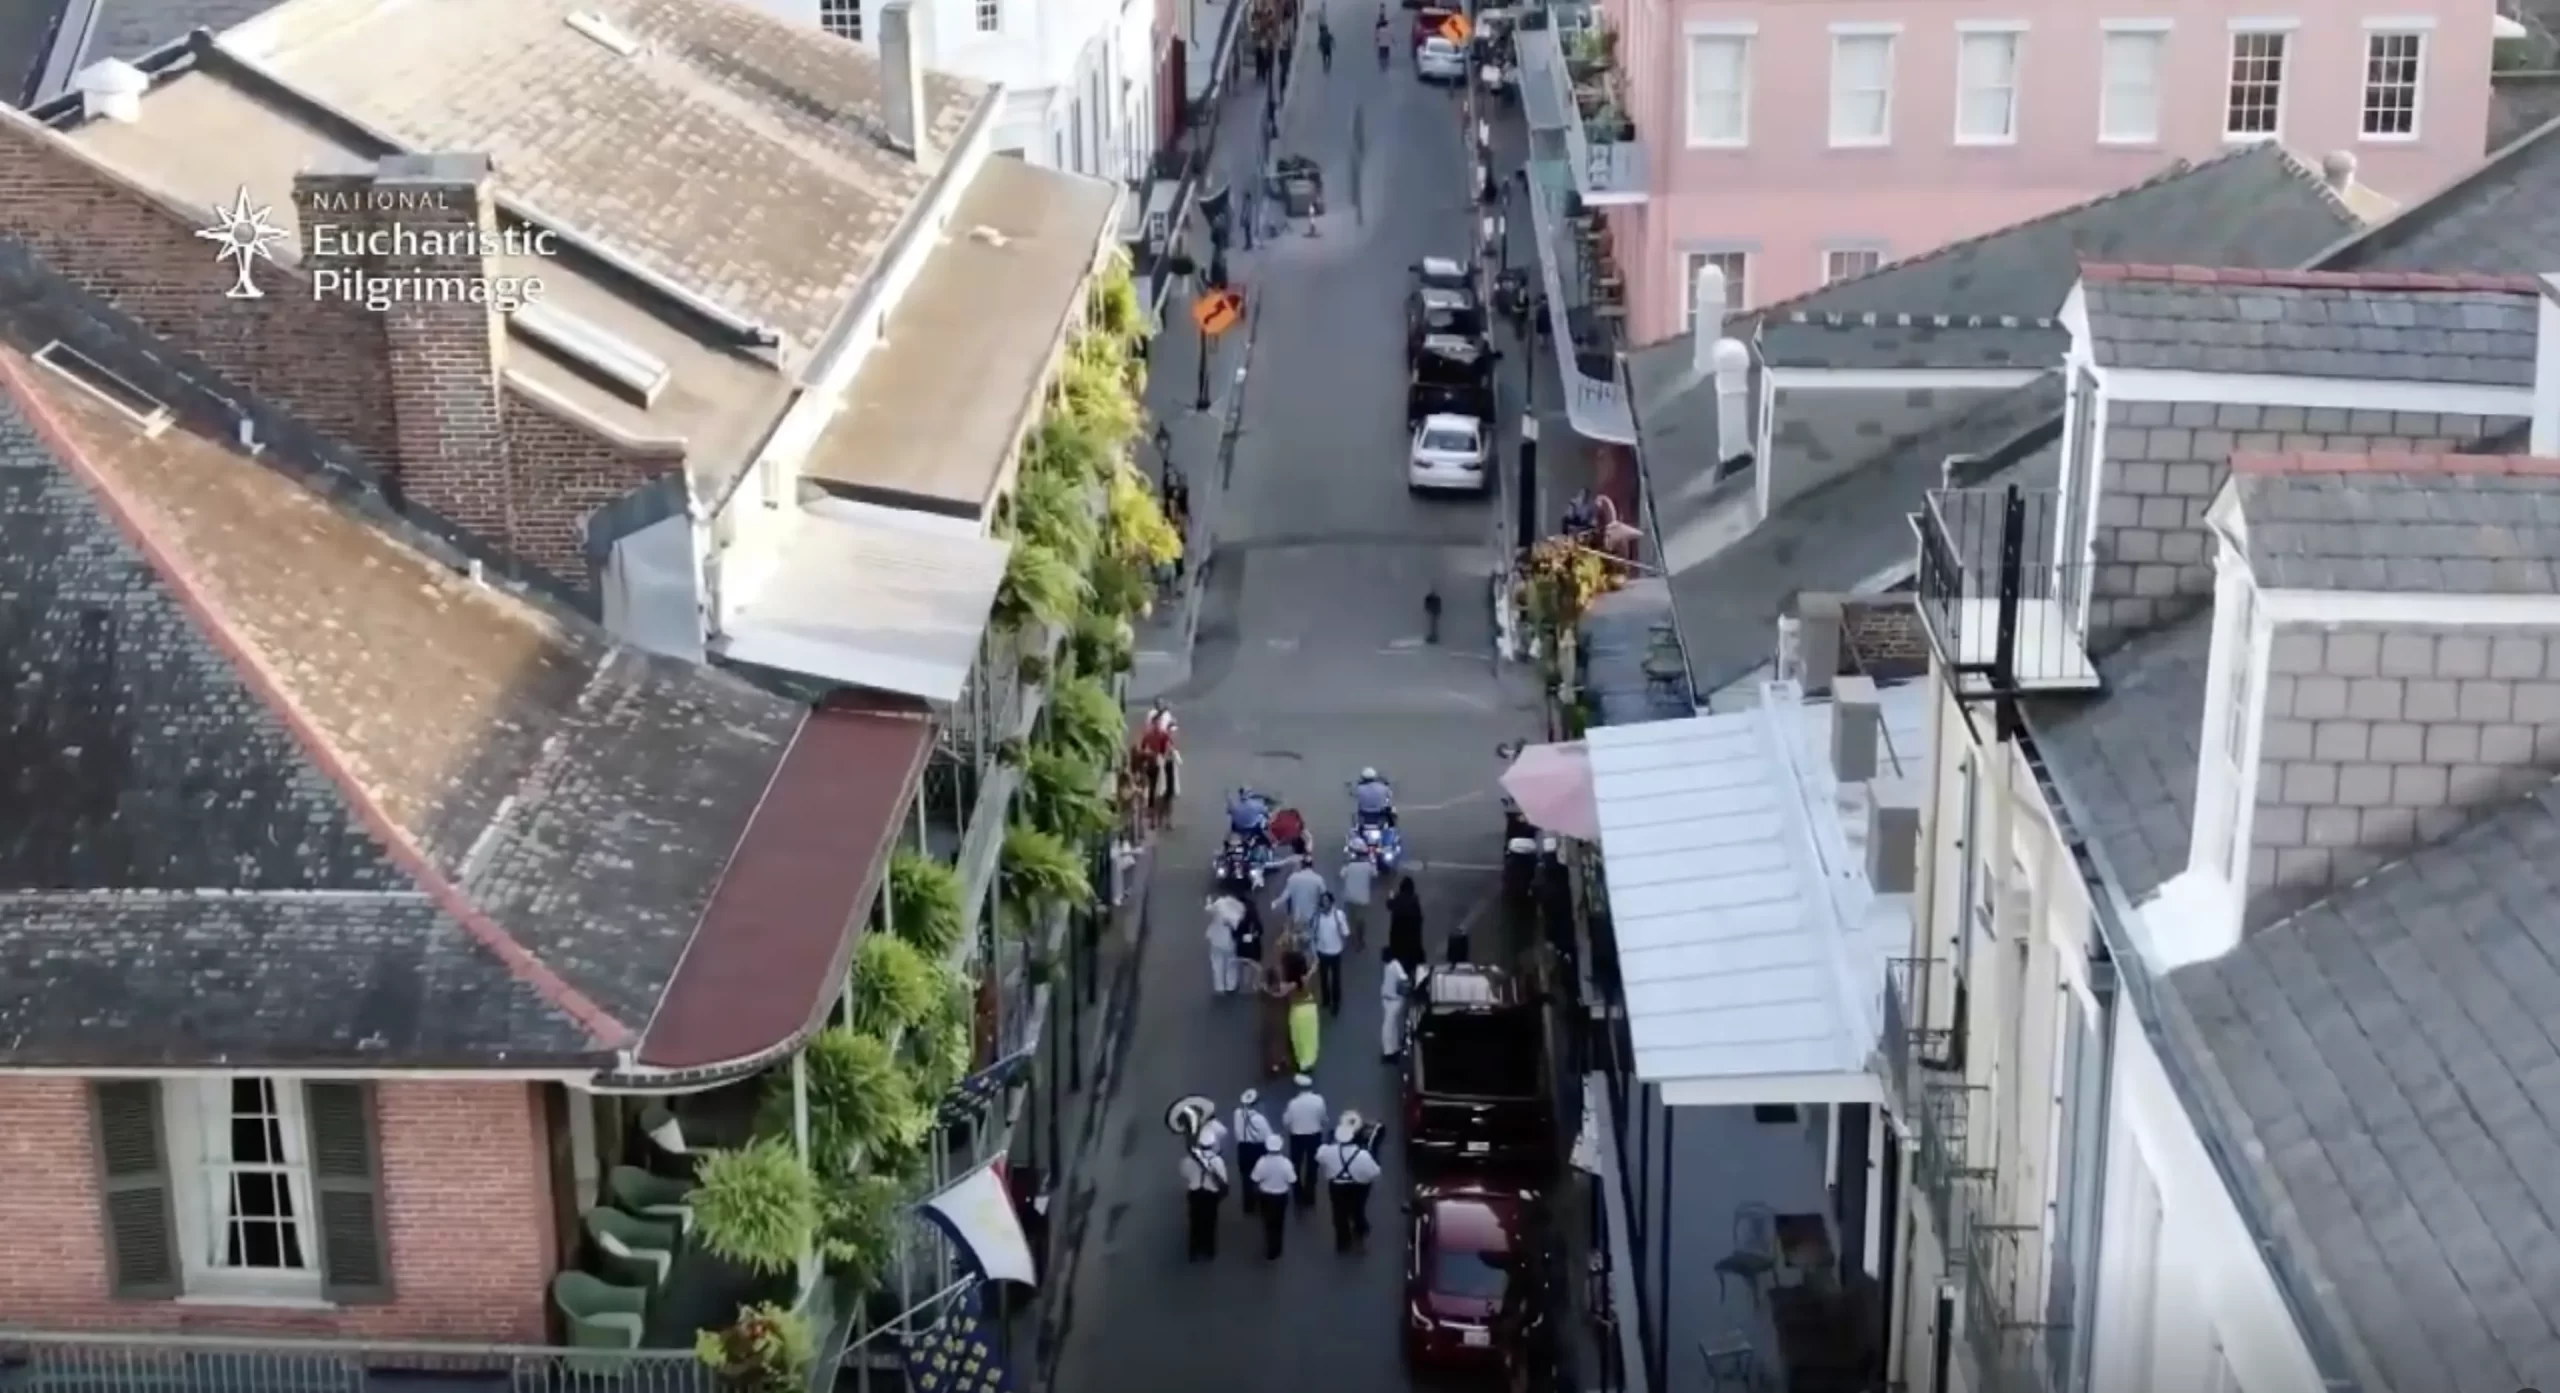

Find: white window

[1955,29,2022,144]
[819,0,862,40]
[1681,251,1749,324]
[975,0,1000,32]
[1686,33,1753,147]
[2098,29,2165,144]
[1823,247,1882,284]
[168,1077,320,1299]
[2225,30,2287,138]
[1828,31,1895,146]
[2362,30,2424,139]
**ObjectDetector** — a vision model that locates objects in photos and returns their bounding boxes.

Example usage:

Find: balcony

[1879,957,1964,1111]
[0,1330,724,1393]
[1914,488,2099,700]
[1515,20,1635,445]
[1911,1082,1989,1249]
[1558,25,1647,205]
[1961,1211,2072,1393]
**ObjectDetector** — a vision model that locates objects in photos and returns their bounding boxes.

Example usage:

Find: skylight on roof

[566,10,642,57]
[511,302,672,408]
[32,342,172,437]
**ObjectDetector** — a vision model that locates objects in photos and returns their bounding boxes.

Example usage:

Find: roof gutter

[2015,717,2373,1393]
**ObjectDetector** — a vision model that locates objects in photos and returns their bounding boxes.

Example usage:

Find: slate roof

[0,0,66,106]
[1754,143,2367,372]
[2172,775,2560,1393]
[29,0,283,99]
[1756,315,2064,372]
[2227,455,2560,594]
[2078,266,2543,385]
[0,317,841,1069]
[2320,115,2560,274]
[2026,614,2211,901]
[225,0,987,356]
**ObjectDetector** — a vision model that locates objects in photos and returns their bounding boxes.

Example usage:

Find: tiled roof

[2026,614,2212,901]
[2172,775,2560,1393]
[0,0,66,106]
[1757,314,2064,372]
[1751,144,2367,371]
[2227,457,2560,594]
[74,0,281,75]
[2078,266,2542,385]
[232,0,986,355]
[0,323,816,1068]
[2319,115,2560,274]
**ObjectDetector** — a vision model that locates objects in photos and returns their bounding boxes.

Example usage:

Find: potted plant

[695,1301,815,1393]
[846,934,942,1036]
[887,852,967,961]
[997,822,1094,937]
[1042,676,1123,772]
[691,1138,823,1276]
[993,541,1087,636]
[1019,745,1113,844]
[1013,468,1098,571]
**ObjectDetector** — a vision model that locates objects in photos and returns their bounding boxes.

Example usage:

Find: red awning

[636,703,932,1070]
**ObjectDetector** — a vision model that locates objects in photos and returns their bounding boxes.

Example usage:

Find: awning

[716,498,1011,703]
[1587,705,1890,1109]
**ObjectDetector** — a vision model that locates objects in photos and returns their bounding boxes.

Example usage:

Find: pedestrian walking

[1282,1074,1328,1208]
[1337,854,1377,943]
[1374,7,1390,68]
[1272,857,1327,930]
[1317,19,1334,71]
[1315,1113,1383,1252]
[1254,41,1272,85]
[1311,893,1350,1015]
[1182,1137,1229,1260]
[1379,948,1412,1059]
[1239,182,1259,251]
[1205,895,1243,995]
[1248,1134,1295,1258]
[1231,1090,1276,1213]
[1387,878,1426,973]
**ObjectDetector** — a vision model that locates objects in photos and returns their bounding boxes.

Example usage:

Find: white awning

[716,499,1010,703]
[1588,698,1902,1110]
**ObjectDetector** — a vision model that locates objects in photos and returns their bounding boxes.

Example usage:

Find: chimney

[2536,274,2560,455]
[881,0,929,161]
[1711,339,1751,464]
[296,154,511,543]
[1688,263,1728,373]
[72,59,147,123]
[1865,777,1921,894]
[2319,150,2357,193]
[1797,594,1843,698]
[1830,674,1880,784]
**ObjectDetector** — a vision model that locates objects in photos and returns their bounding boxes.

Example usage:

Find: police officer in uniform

[1231,1089,1275,1212]
[1314,1112,1384,1252]
[1247,1134,1297,1259]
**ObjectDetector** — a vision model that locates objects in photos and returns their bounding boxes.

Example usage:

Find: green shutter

[90,1080,179,1299]
[304,1082,394,1304]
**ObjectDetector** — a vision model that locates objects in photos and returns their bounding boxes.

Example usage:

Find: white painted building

[746,0,1159,182]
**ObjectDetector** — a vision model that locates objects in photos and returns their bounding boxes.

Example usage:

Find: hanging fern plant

[1060,342,1142,448]
[1068,613,1135,679]
[1020,745,1113,844]
[900,971,976,1100]
[757,1028,928,1175]
[1044,675,1123,771]
[848,933,941,1035]
[691,1138,822,1276]
[1088,555,1154,626]
[819,1172,908,1292]
[1014,468,1098,571]
[888,851,967,962]
[1090,252,1143,342]
[994,540,1088,632]
[1028,414,1112,488]
[1103,461,1182,569]
[998,822,1093,934]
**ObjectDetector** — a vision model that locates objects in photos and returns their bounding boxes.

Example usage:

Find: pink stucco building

[1534,0,2498,341]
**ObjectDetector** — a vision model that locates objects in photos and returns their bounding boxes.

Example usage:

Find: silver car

[1408,413,1489,493]
[1415,36,1468,83]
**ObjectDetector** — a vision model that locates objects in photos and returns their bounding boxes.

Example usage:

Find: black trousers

[1288,1134,1321,1205]
[1186,1189,1221,1260]
[1317,952,1344,1013]
[1328,1181,1373,1251]
[1258,1192,1289,1258]
[1237,1147,1260,1211]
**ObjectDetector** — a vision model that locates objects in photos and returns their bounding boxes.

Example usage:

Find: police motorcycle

[1343,768,1405,874]
[1214,788,1282,888]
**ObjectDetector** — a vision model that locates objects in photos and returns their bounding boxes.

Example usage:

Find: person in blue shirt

[1351,767,1395,827]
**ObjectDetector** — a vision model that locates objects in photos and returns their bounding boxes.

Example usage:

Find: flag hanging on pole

[900,1282,1017,1393]
[935,1048,1034,1127]
[917,1157,1040,1287]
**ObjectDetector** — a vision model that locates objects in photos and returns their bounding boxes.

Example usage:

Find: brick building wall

[504,387,689,583]
[2248,625,2560,921]
[2086,403,2527,646]
[0,1077,556,1341]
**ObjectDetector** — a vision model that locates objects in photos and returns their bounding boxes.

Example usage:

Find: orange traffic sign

[1191,287,1245,337]
[1438,12,1472,42]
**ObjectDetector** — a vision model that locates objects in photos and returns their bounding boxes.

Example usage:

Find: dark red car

[1413,6,1457,45]
[1404,1182,1553,1381]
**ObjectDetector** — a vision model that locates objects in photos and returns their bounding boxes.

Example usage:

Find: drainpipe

[794,1050,817,1300]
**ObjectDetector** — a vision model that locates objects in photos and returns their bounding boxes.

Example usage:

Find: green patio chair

[584,1207,680,1289]
[552,1271,648,1367]
[607,1165,695,1234]
[638,1100,689,1157]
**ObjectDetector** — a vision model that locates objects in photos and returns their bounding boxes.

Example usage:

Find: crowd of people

[1179,1077,1386,1261]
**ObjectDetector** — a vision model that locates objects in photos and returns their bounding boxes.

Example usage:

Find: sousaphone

[1164,1093,1218,1145]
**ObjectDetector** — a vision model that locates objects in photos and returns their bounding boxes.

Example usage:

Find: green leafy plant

[1089,253,1144,342]
[1028,415,1112,488]
[1013,468,1098,570]
[994,736,1027,768]
[998,822,1093,934]
[888,851,967,962]
[757,1028,926,1177]
[848,933,941,1036]
[1016,653,1051,687]
[1044,676,1123,771]
[994,540,1088,632]
[1068,613,1134,679]
[901,972,976,1100]
[691,1138,823,1276]
[1019,745,1113,844]
[819,1172,908,1290]
[1060,341,1143,448]
[1087,556,1154,626]
[1103,462,1181,568]
[695,1301,816,1393]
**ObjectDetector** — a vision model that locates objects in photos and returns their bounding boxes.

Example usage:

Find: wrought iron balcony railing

[1962,1214,2072,1393]
[1913,487,2098,704]
[1881,957,1964,1110]
[0,1330,722,1393]
[1913,1082,1990,1247]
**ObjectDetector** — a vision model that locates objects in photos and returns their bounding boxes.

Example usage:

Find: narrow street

[1051,3,1544,1387]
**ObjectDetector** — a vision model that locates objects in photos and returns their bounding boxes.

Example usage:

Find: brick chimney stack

[293,153,510,540]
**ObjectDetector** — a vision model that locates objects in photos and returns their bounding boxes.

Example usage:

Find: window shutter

[305,1082,394,1304]
[90,1080,180,1299]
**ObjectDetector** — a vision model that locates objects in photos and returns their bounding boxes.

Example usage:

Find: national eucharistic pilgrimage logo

[194,185,556,312]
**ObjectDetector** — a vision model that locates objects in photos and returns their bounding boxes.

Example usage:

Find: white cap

[1265,1133,1286,1152]
[1240,1089,1258,1106]
[1336,1111,1365,1139]
[1360,767,1378,780]
[1294,1074,1314,1088]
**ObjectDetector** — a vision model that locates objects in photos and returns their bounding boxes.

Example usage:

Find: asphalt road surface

[1049,10,1544,1390]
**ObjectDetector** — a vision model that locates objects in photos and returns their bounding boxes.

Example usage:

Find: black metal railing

[0,1331,718,1393]
[1881,957,1962,1109]
[1913,487,2088,707]
[1913,1082,1989,1248]
[1962,1217,2071,1393]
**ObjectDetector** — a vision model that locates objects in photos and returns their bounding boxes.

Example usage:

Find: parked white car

[1415,36,1467,84]
[1408,413,1489,493]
